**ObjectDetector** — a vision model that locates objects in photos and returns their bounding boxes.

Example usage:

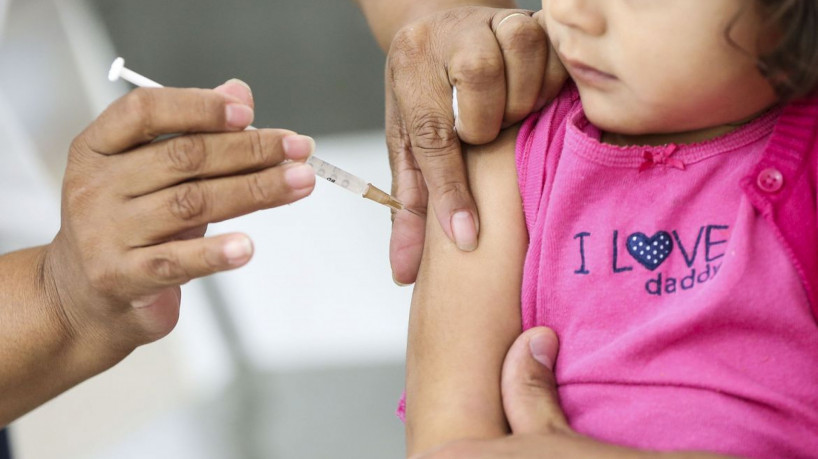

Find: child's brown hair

[757,0,818,99]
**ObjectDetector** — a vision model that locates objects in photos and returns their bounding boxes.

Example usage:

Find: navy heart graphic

[626,231,673,271]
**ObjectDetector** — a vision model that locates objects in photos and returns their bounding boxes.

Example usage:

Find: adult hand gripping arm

[413,327,742,459]
[355,2,568,283]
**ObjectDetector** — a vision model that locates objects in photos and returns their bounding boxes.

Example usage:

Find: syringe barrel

[306,156,367,195]
[108,58,373,199]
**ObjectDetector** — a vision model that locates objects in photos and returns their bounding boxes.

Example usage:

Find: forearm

[0,246,126,426]
[354,0,518,50]
[405,128,527,455]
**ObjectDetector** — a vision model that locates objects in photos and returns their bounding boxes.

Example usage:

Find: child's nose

[548,0,607,36]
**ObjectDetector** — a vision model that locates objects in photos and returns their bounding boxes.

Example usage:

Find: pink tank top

[516,86,818,458]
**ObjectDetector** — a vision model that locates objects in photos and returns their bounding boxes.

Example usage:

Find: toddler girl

[403,1,818,458]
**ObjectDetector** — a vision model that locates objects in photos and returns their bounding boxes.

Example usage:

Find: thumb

[501,327,571,435]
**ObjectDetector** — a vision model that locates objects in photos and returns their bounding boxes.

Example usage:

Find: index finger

[81,87,254,155]
[388,25,479,252]
[386,87,429,284]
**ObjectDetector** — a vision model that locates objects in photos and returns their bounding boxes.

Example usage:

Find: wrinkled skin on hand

[384,7,567,284]
[43,80,316,357]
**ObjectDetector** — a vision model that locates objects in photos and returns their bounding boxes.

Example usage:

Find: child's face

[542,0,778,138]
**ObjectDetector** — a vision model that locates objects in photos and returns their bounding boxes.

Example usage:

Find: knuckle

[64,139,102,212]
[144,254,189,284]
[438,5,478,23]
[66,137,94,178]
[63,183,94,217]
[167,135,207,175]
[432,178,469,202]
[67,135,88,163]
[169,182,208,222]
[388,25,434,84]
[390,24,431,65]
[122,88,157,137]
[498,20,546,53]
[247,129,274,166]
[201,245,225,272]
[247,172,274,204]
[409,112,458,156]
[450,52,505,89]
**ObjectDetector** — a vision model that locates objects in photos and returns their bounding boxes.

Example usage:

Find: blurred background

[0,0,537,458]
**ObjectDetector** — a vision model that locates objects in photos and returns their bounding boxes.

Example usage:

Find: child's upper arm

[404,126,528,455]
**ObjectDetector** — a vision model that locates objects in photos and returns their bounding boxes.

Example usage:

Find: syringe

[107,57,418,216]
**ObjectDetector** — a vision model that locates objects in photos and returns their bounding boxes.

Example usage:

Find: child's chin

[585,111,651,137]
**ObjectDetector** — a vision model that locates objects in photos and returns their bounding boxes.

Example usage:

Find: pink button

[757,168,784,193]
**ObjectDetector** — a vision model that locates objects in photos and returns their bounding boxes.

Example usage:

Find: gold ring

[495,12,530,33]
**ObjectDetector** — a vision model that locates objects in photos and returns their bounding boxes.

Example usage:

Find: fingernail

[282,135,315,160]
[227,78,253,101]
[226,103,254,128]
[529,331,558,370]
[284,163,316,190]
[393,274,409,287]
[451,211,478,251]
[223,236,253,265]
